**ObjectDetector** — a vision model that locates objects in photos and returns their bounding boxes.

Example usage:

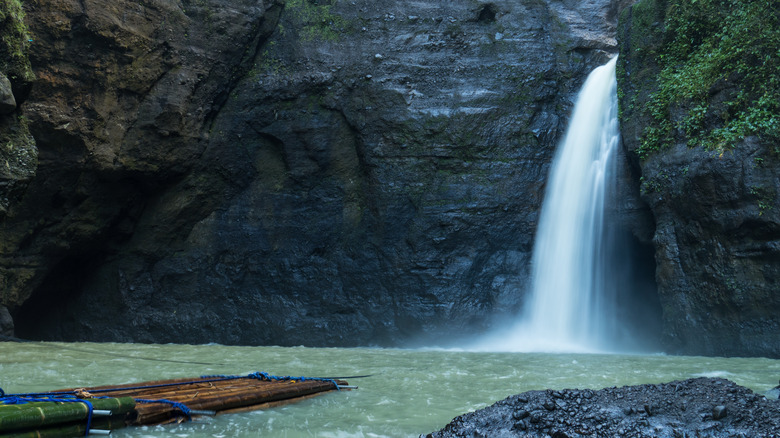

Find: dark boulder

[426,378,780,437]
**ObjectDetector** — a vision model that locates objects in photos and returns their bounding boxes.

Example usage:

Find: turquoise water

[1,342,779,437]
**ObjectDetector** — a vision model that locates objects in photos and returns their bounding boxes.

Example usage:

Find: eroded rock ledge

[426,377,780,438]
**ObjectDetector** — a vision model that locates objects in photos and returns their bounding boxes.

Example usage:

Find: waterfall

[477,56,624,352]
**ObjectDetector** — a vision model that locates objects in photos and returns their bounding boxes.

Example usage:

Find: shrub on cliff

[634,0,780,158]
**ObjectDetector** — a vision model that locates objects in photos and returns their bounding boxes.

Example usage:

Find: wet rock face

[617,1,780,358]
[0,74,16,114]
[4,0,633,346]
[0,0,38,302]
[0,306,12,336]
[427,378,780,437]
[638,139,780,358]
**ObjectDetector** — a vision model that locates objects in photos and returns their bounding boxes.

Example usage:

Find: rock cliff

[617,0,780,357]
[0,0,644,347]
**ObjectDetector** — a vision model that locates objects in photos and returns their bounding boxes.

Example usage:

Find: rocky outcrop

[617,0,780,357]
[0,74,17,114]
[426,378,780,437]
[2,0,644,346]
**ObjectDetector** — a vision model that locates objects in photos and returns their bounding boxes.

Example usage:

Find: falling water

[477,56,624,352]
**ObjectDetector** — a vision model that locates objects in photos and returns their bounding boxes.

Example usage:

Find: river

[1,342,779,437]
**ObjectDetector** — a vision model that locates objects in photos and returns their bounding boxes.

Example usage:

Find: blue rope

[135,398,192,420]
[249,372,340,391]
[0,394,95,437]
[201,372,340,390]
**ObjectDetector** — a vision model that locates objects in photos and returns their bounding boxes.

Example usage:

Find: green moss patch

[284,0,351,42]
[0,0,34,85]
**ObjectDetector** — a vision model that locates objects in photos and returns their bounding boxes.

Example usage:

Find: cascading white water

[476,56,622,352]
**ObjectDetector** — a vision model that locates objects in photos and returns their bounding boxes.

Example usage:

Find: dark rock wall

[617,0,780,357]
[2,0,636,347]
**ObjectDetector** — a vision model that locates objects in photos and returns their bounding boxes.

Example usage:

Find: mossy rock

[0,0,35,101]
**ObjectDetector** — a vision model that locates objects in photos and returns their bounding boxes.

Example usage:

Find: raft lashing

[0,372,350,437]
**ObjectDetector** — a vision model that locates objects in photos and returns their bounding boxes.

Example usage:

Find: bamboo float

[0,399,133,438]
[2,372,350,436]
[0,417,125,438]
[58,375,349,426]
[0,397,135,433]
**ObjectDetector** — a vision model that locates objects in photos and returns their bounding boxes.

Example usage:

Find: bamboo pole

[80,381,328,403]
[130,380,340,425]
[216,390,337,415]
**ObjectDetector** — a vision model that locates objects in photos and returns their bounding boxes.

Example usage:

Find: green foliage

[0,0,34,83]
[749,185,774,216]
[625,0,663,54]
[639,171,670,195]
[253,41,289,77]
[285,0,350,42]
[636,0,780,158]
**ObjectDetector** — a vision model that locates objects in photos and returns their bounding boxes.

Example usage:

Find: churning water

[2,342,780,437]
[476,57,631,353]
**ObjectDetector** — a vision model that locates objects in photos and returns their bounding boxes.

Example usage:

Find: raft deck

[1,372,350,437]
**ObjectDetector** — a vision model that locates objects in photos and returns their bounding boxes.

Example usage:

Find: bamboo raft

[0,372,350,437]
